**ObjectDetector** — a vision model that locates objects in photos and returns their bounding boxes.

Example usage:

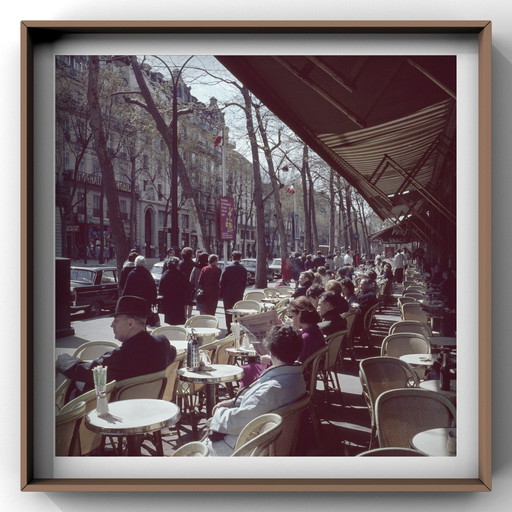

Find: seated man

[352,277,379,339]
[317,291,348,336]
[56,295,176,402]
[205,325,306,456]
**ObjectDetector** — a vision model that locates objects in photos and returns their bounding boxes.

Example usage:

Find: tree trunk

[241,86,267,288]
[344,184,354,250]
[301,145,311,253]
[329,169,336,253]
[87,56,130,271]
[129,156,137,250]
[253,106,288,257]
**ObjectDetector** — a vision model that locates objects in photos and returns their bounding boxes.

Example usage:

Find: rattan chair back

[375,388,456,448]
[232,413,283,456]
[381,333,431,358]
[55,400,86,456]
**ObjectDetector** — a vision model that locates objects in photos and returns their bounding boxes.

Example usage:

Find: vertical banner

[219,196,235,241]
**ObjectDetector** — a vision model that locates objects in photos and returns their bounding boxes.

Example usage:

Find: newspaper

[238,309,282,355]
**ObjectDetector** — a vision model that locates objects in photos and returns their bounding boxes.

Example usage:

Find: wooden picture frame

[21,20,492,492]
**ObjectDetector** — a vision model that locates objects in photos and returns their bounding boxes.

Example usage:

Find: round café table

[169,340,188,353]
[226,346,258,365]
[178,364,244,418]
[419,379,456,404]
[185,327,220,345]
[226,308,259,316]
[411,427,456,456]
[399,353,437,367]
[85,398,180,456]
[428,336,457,349]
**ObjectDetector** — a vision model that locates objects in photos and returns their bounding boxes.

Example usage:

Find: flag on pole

[214,134,223,147]
[286,184,295,194]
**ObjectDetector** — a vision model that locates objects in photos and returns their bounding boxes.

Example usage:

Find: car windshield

[151,264,163,274]
[70,269,95,285]
[241,260,256,269]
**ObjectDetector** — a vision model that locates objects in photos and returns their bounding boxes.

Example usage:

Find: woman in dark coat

[197,254,222,315]
[122,255,157,308]
[190,252,209,314]
[159,256,194,325]
[178,247,196,319]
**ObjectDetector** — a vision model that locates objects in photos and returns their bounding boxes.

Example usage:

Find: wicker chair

[55,400,86,456]
[389,320,433,338]
[243,290,266,302]
[233,299,261,313]
[232,413,283,456]
[112,369,167,402]
[403,291,426,301]
[401,302,429,323]
[59,380,116,455]
[276,286,294,296]
[359,302,380,346]
[171,441,209,457]
[184,315,219,329]
[151,325,188,340]
[321,330,347,401]
[340,311,357,363]
[375,388,456,448]
[381,333,431,358]
[271,393,311,456]
[359,356,420,449]
[404,285,426,294]
[72,340,120,360]
[275,297,290,310]
[356,447,426,456]
[213,335,236,365]
[264,288,281,298]
[397,296,417,312]
[301,345,329,447]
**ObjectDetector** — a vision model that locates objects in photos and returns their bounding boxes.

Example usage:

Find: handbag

[195,288,204,303]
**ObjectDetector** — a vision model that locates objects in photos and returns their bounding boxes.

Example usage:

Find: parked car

[150,261,165,287]
[269,258,282,278]
[241,258,273,285]
[70,266,119,317]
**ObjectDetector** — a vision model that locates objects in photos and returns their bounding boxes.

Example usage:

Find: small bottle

[440,352,451,391]
[232,320,240,350]
[187,328,200,370]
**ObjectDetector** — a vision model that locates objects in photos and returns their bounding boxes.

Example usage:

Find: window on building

[182,214,189,230]
[143,180,148,192]
[93,195,101,218]
[120,200,128,221]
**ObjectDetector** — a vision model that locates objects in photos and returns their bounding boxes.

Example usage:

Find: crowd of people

[57,243,456,456]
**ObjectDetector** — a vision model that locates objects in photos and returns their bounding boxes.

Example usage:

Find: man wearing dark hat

[56,296,175,402]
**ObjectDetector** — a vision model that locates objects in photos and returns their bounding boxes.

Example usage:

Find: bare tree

[86,56,131,271]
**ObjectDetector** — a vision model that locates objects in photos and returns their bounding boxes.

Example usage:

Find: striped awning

[217,55,456,230]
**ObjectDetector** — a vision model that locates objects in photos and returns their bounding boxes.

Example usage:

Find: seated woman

[291,270,315,298]
[324,280,349,313]
[288,296,325,362]
[305,283,325,309]
[317,291,348,336]
[239,295,324,388]
[340,278,357,309]
[205,325,306,456]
